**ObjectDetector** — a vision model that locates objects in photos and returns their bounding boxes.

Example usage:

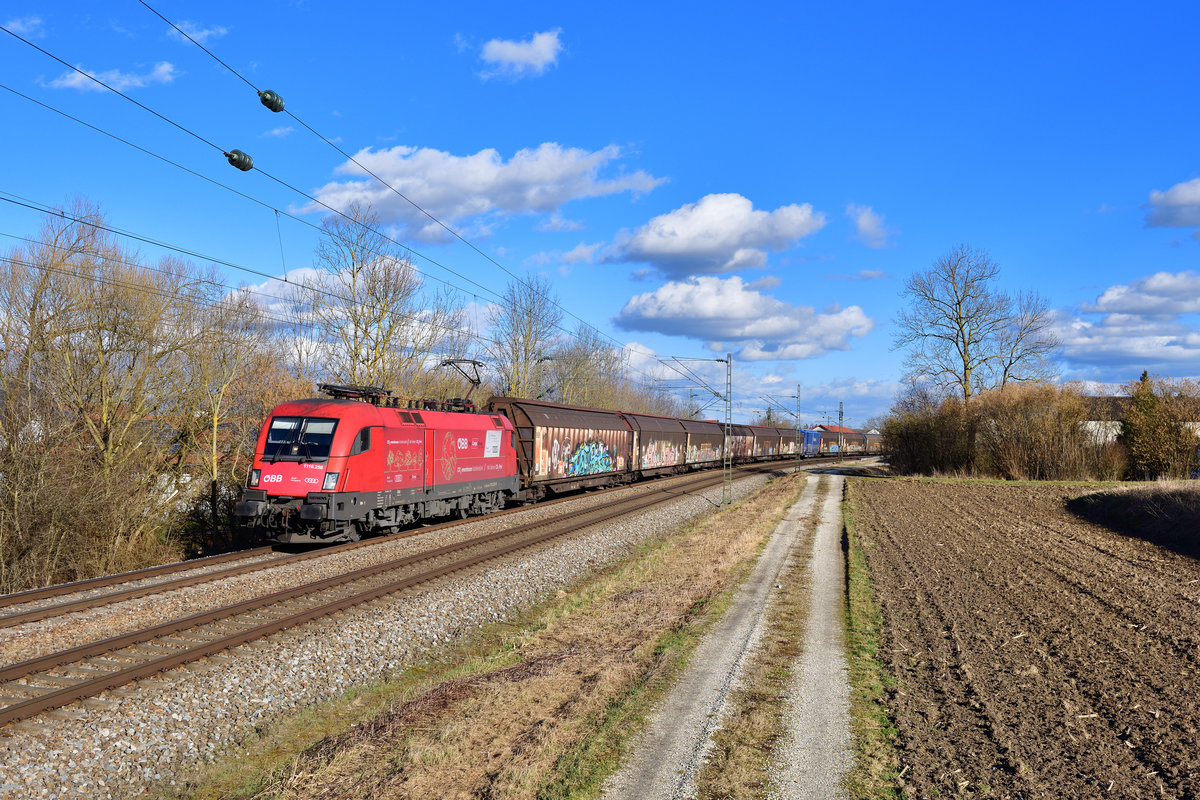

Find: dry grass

[842,479,902,799]
[693,476,827,799]
[158,473,810,800]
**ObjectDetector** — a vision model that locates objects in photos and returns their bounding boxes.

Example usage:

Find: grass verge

[153,473,809,800]
[842,478,902,799]
[692,475,826,799]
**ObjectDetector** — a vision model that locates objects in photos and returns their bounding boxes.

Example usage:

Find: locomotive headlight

[249,469,261,487]
[322,472,339,491]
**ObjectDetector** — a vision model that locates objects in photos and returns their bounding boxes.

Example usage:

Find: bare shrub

[884,382,1125,480]
[0,200,284,591]
[881,385,971,475]
[973,384,1113,480]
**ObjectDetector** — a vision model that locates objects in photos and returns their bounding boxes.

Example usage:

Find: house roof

[1081,396,1129,422]
[815,424,860,434]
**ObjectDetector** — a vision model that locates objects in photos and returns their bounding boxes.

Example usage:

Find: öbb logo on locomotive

[235,387,828,545]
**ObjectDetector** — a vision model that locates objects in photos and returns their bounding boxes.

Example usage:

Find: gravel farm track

[850,479,1200,800]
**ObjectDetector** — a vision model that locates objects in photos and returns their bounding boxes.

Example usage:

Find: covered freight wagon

[775,427,797,455]
[622,412,688,476]
[487,397,634,500]
[749,425,782,457]
[681,419,724,466]
[727,424,755,462]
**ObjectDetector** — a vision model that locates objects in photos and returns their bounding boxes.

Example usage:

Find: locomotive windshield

[264,416,339,460]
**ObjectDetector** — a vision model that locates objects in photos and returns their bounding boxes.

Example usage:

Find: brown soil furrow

[949,499,1200,662]
[926,507,1199,793]
[866,510,1041,796]
[851,480,1199,799]
[876,525,1153,796]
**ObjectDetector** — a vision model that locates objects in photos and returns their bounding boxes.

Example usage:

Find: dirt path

[770,474,851,798]
[603,473,854,800]
[850,479,1200,799]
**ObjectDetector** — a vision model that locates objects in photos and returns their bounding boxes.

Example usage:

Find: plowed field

[850,479,1200,799]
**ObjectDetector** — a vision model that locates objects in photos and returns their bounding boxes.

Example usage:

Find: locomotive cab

[236,388,520,545]
[235,401,382,543]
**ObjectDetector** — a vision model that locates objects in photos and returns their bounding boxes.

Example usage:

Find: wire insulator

[225,149,254,171]
[258,89,285,113]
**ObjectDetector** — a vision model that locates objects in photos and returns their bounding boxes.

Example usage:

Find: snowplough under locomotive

[235,385,822,544]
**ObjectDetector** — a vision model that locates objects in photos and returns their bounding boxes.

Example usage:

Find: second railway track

[0,463,791,728]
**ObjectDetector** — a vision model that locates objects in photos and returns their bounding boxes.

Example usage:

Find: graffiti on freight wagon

[640,439,683,469]
[687,442,721,463]
[565,440,614,475]
[535,426,629,479]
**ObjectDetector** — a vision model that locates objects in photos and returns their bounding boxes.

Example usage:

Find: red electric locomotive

[235,385,519,544]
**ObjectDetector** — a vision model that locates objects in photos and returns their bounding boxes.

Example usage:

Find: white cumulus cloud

[611,193,825,278]
[307,142,663,243]
[535,213,584,232]
[846,203,891,247]
[615,275,872,361]
[562,242,602,263]
[1085,270,1200,315]
[480,29,563,80]
[1056,269,1200,375]
[1145,177,1200,228]
[47,61,177,92]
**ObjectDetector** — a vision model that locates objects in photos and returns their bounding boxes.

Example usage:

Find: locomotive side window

[349,427,372,455]
[264,416,339,460]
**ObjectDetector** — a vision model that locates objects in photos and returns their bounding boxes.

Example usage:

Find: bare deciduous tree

[546,323,627,407]
[0,200,249,588]
[994,290,1060,388]
[301,202,467,397]
[894,244,1059,403]
[486,274,563,399]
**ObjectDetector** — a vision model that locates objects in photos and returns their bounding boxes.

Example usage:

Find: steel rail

[0,547,276,610]
[0,467,752,727]
[0,459,807,626]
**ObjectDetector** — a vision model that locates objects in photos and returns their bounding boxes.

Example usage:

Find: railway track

[0,457,849,628]
[0,462,798,728]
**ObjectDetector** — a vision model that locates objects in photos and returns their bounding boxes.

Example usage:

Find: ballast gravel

[1,471,739,664]
[0,472,776,800]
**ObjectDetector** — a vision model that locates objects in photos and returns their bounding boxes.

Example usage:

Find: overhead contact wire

[135,0,643,360]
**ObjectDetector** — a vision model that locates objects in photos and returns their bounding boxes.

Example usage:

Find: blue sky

[2,2,1199,426]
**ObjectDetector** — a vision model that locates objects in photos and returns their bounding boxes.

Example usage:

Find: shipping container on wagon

[621,412,688,474]
[681,419,725,466]
[486,397,634,498]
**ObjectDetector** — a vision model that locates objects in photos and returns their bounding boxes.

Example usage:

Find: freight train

[235,385,825,545]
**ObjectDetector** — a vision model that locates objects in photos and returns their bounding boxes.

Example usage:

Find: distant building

[1081,396,1128,445]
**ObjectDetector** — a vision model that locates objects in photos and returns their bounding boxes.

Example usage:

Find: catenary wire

[0,197,500,347]
[1,23,711,402]
[136,0,639,359]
